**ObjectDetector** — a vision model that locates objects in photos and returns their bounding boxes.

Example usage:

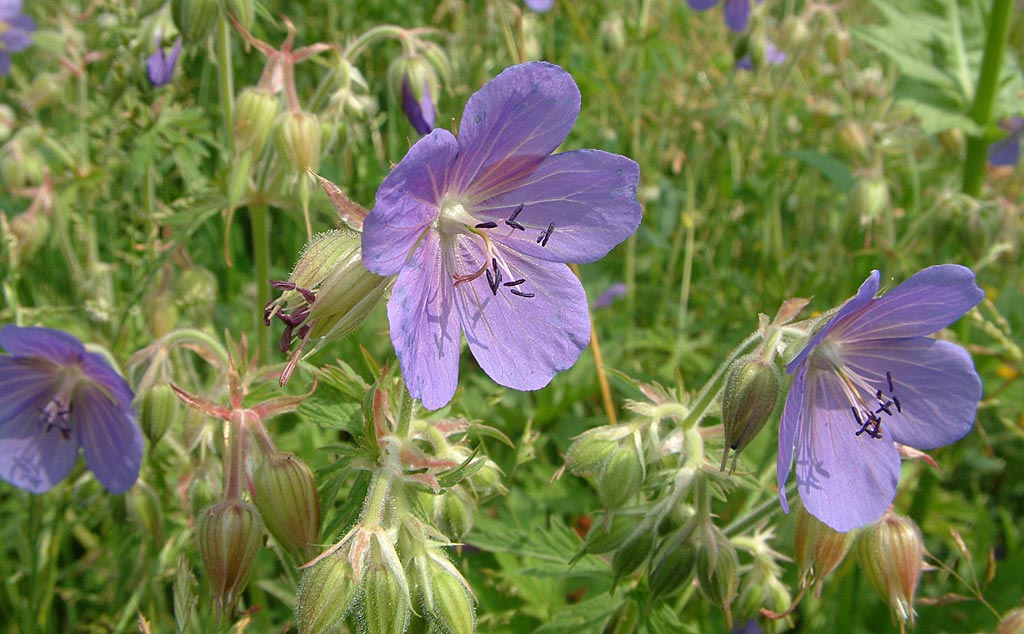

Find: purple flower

[591,282,627,309]
[524,0,554,11]
[0,0,36,76]
[736,39,787,71]
[777,265,983,532]
[687,0,761,32]
[147,36,183,87]
[988,116,1023,167]
[361,62,641,410]
[401,75,436,136]
[0,325,143,493]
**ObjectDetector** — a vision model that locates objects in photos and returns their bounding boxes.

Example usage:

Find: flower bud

[696,529,739,628]
[171,0,218,43]
[8,210,51,262]
[794,505,854,597]
[857,512,924,625]
[224,0,254,30]
[0,104,14,141]
[1,131,46,189]
[296,550,358,634]
[647,539,696,602]
[252,452,321,560]
[143,285,179,338]
[390,56,440,135]
[127,479,164,541]
[433,489,473,541]
[612,528,654,583]
[850,176,890,228]
[720,355,779,472]
[466,456,506,498]
[194,499,263,616]
[138,382,183,445]
[779,15,809,49]
[564,425,629,476]
[176,265,219,310]
[274,110,321,174]
[836,120,871,160]
[938,128,965,157]
[598,442,644,509]
[234,88,280,155]
[997,608,1024,634]
[361,541,410,634]
[419,555,476,634]
[824,29,852,66]
[576,512,642,558]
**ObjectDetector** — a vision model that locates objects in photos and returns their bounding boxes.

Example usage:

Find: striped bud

[598,443,644,509]
[612,528,654,584]
[824,29,852,66]
[361,540,410,634]
[252,453,320,560]
[857,512,924,625]
[565,426,628,476]
[850,176,890,228]
[647,539,696,602]
[194,500,263,617]
[296,550,358,634]
[274,110,321,174]
[170,0,217,43]
[138,382,182,446]
[721,354,779,472]
[794,505,854,597]
[234,88,279,155]
[418,555,476,634]
[696,529,739,629]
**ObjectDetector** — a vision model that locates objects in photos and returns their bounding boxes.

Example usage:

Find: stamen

[536,222,555,246]
[452,233,495,287]
[485,268,501,296]
[892,395,902,413]
[503,278,527,287]
[886,371,894,393]
[505,204,525,231]
[510,289,535,298]
[475,221,498,229]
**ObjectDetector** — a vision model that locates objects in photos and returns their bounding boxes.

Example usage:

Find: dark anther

[492,258,499,273]
[503,278,527,287]
[510,289,535,298]
[475,221,498,229]
[886,371,894,393]
[505,204,525,231]
[536,222,555,247]
[853,407,883,439]
[876,401,893,416]
[270,280,317,305]
[892,395,902,413]
[485,269,501,296]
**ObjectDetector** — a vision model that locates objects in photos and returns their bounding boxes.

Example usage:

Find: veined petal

[777,367,805,514]
[0,427,79,493]
[842,338,980,450]
[387,233,461,410]
[723,0,751,31]
[82,351,135,409]
[451,62,580,195]
[474,150,641,264]
[450,239,590,392]
[0,324,86,365]
[0,358,59,426]
[794,368,899,532]
[833,264,983,341]
[787,271,880,374]
[76,383,143,493]
[363,129,458,276]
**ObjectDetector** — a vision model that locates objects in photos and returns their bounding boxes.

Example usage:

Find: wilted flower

[361,62,641,409]
[735,38,787,71]
[777,265,983,532]
[0,324,143,493]
[988,116,1023,167]
[687,0,761,32]
[146,36,183,87]
[0,0,35,75]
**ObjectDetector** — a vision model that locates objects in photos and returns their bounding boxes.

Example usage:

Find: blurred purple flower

[362,62,641,410]
[146,36,183,87]
[0,325,143,494]
[525,0,554,11]
[401,75,435,136]
[592,283,627,309]
[0,0,36,76]
[687,0,761,32]
[778,265,983,532]
[736,39,787,71]
[988,116,1023,167]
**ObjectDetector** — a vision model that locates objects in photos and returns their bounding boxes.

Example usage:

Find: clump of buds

[194,499,264,617]
[857,512,925,626]
[720,354,779,472]
[794,505,855,597]
[252,452,321,560]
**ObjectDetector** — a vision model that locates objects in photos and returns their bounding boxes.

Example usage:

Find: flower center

[811,342,903,440]
[38,375,79,441]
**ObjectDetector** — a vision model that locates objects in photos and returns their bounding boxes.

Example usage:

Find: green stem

[216,11,235,156]
[361,470,394,527]
[250,204,270,357]
[395,383,415,439]
[962,0,1012,197]
[224,412,247,500]
[723,481,797,537]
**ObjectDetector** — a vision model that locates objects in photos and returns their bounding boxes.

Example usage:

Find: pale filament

[451,230,495,287]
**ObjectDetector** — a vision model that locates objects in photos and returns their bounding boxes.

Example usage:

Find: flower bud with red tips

[857,512,924,625]
[194,499,263,617]
[252,452,320,560]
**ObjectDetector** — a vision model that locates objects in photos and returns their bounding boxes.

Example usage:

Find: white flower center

[437,199,476,235]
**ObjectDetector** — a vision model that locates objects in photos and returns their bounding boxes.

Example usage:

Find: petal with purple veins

[787,271,880,374]
[76,383,143,493]
[832,264,983,341]
[0,324,86,365]
[451,62,581,195]
[451,239,590,391]
[474,149,641,264]
[843,338,980,450]
[387,233,461,410]
[777,367,804,514]
[363,129,458,275]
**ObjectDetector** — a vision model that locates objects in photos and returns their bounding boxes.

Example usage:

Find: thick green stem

[216,11,235,155]
[224,411,247,500]
[724,481,797,537]
[250,204,271,357]
[361,471,394,527]
[962,0,1012,196]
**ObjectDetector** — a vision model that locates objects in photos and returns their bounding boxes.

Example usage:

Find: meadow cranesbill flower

[0,0,35,75]
[777,265,983,532]
[687,0,761,32]
[988,116,1023,167]
[401,73,435,135]
[524,0,554,11]
[146,36,183,87]
[735,38,787,71]
[0,325,143,493]
[361,62,641,409]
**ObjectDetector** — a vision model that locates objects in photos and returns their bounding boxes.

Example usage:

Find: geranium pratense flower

[361,62,641,410]
[0,325,143,493]
[147,36,183,87]
[988,116,1023,167]
[0,0,35,75]
[687,0,761,32]
[777,265,983,532]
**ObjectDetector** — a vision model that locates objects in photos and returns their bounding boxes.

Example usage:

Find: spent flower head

[361,61,641,409]
[777,265,983,532]
[0,324,143,493]
[0,0,34,75]
[687,0,761,32]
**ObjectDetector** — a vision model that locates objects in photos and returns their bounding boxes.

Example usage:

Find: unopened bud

[252,452,321,560]
[696,529,739,629]
[296,550,358,634]
[419,555,476,634]
[836,120,871,160]
[598,442,644,509]
[127,479,164,541]
[604,599,640,634]
[274,110,321,174]
[576,512,642,558]
[8,210,50,262]
[390,56,439,135]
[564,425,629,476]
[997,608,1024,634]
[824,29,852,66]
[434,489,473,541]
[850,176,890,227]
[1,131,46,189]
[138,382,183,445]
[466,456,506,498]
[857,512,924,625]
[0,104,14,140]
[143,285,179,337]
[176,265,218,311]
[361,541,410,634]
[224,0,254,30]
[938,128,965,157]
[612,528,654,583]
[779,15,809,49]
[234,88,279,154]
[794,505,854,597]
[647,539,696,601]
[195,499,263,616]
[720,355,779,472]
[170,0,217,43]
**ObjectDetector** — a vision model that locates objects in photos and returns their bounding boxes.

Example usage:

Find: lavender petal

[0,324,85,365]
[776,367,804,514]
[723,0,751,31]
[76,383,143,493]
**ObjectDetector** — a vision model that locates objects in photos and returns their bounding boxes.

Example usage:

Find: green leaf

[784,150,855,192]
